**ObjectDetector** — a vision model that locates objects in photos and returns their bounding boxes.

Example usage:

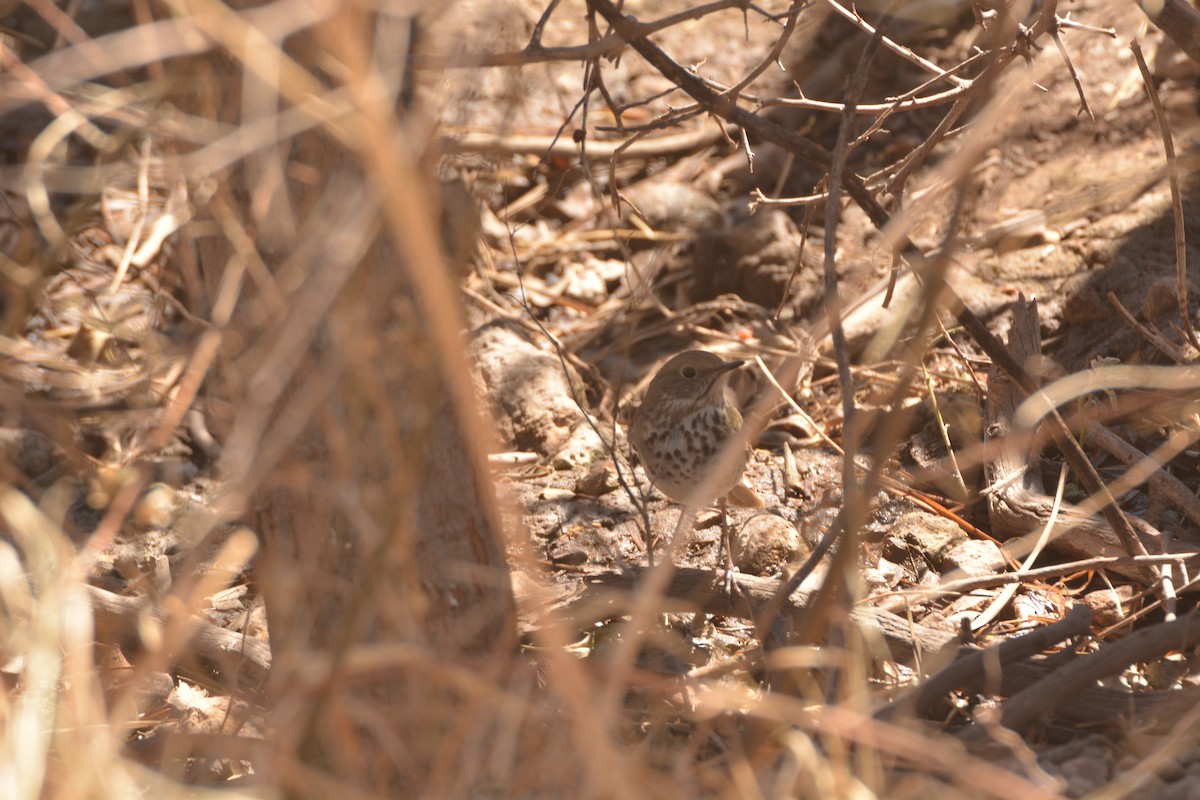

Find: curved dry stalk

[971,465,1067,631]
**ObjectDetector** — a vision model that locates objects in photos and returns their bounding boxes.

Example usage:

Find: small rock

[1142,277,1179,320]
[88,463,136,510]
[1080,584,1138,629]
[1062,276,1109,325]
[141,671,176,708]
[731,514,806,576]
[1053,750,1112,795]
[552,424,609,471]
[0,428,61,480]
[548,540,589,566]
[1141,276,1200,322]
[888,510,968,567]
[863,557,906,592]
[133,482,177,529]
[798,504,839,549]
[1011,589,1060,621]
[621,181,723,232]
[691,209,813,307]
[1144,653,1190,690]
[471,322,587,457]
[942,539,1006,577]
[575,461,619,497]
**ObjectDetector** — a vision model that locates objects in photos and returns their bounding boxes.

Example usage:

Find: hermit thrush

[629,350,764,573]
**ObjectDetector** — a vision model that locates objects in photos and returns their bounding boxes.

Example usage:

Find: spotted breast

[629,350,762,508]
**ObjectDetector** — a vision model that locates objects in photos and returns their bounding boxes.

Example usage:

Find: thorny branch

[584,0,1161,594]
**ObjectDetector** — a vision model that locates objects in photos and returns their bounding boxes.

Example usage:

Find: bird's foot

[721,564,743,599]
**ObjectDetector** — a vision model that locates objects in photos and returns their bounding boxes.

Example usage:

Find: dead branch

[1139,0,1200,64]
[556,566,960,664]
[986,296,1166,583]
[998,608,1200,733]
[885,604,1093,720]
[88,585,271,695]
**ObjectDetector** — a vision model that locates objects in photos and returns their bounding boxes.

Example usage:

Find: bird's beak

[717,359,744,374]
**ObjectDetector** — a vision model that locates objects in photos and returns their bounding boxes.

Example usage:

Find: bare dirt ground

[448,0,1200,794]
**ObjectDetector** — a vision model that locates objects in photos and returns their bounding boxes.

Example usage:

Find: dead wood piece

[995,656,1200,731]
[1080,421,1200,533]
[88,585,270,695]
[986,297,1162,582]
[1140,0,1200,65]
[557,567,959,665]
[997,608,1200,733]
[880,604,1093,721]
[874,574,1200,732]
[559,569,1200,730]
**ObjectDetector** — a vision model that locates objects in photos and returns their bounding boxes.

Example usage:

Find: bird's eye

[680,366,698,379]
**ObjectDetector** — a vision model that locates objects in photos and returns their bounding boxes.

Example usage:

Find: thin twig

[820,0,970,88]
[1107,292,1189,364]
[1048,24,1094,121]
[753,355,841,454]
[772,197,816,321]
[1131,39,1199,352]
[923,366,968,501]
[721,0,805,98]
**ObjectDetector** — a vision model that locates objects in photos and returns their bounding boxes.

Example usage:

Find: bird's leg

[719,497,741,597]
[718,498,733,570]
[667,504,696,566]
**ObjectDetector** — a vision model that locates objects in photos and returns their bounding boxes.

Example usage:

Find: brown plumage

[629,350,763,580]
[630,349,764,510]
